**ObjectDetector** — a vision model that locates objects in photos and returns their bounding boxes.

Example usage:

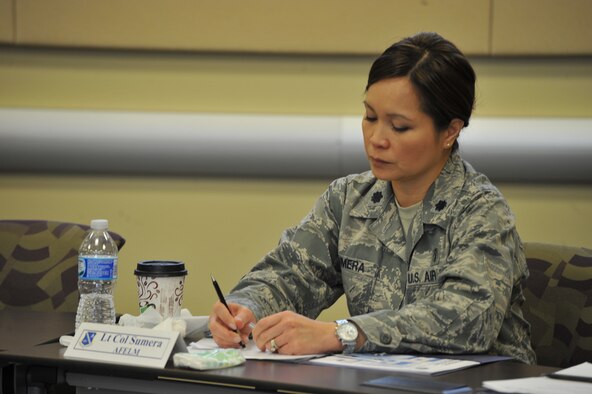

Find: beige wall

[1,48,591,116]
[8,0,592,55]
[1,6,592,320]
[1,175,591,321]
[13,0,490,55]
[0,0,13,43]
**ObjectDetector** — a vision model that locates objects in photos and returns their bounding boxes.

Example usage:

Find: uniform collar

[349,152,466,228]
[420,151,466,229]
[349,178,394,219]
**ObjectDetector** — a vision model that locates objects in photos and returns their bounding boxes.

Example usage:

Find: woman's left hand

[251,311,341,355]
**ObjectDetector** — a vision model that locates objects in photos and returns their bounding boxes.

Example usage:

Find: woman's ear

[443,118,464,149]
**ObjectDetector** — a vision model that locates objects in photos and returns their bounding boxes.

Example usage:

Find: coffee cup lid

[134,261,188,277]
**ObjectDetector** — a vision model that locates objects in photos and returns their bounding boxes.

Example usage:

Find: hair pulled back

[366,32,476,150]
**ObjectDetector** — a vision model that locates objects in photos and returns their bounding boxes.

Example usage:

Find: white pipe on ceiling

[0,108,590,183]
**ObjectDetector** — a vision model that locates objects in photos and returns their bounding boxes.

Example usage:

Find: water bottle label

[79,256,118,280]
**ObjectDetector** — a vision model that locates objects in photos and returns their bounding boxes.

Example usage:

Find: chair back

[0,220,125,312]
[522,242,592,367]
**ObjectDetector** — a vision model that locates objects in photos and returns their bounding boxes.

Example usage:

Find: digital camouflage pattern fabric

[227,152,536,364]
[522,242,592,367]
[0,220,125,312]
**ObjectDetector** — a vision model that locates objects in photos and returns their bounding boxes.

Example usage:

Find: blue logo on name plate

[81,331,97,347]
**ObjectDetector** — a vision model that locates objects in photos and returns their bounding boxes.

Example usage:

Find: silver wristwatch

[335,319,358,354]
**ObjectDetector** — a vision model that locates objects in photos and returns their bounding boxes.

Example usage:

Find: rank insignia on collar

[371,191,383,203]
[435,200,447,211]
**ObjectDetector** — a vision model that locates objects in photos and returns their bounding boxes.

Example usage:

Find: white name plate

[64,323,182,368]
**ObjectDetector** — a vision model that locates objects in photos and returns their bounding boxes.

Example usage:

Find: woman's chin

[370,168,395,181]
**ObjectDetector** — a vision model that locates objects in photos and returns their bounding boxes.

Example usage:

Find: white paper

[180,315,209,339]
[309,354,480,375]
[482,376,592,394]
[553,361,592,378]
[483,362,592,393]
[188,338,323,361]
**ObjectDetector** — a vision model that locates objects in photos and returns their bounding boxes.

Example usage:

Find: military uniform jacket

[227,152,536,364]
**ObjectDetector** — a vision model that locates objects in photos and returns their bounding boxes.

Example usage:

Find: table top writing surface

[0,310,75,351]
[0,310,559,394]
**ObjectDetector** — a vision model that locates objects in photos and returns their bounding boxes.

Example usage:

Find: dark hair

[366,32,476,151]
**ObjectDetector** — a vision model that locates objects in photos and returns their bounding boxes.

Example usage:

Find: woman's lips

[370,156,390,166]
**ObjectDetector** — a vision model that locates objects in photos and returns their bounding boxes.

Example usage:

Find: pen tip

[210,274,215,282]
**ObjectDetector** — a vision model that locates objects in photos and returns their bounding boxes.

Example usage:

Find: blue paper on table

[363,376,472,394]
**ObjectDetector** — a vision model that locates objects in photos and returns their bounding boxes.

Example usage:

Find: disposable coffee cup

[134,260,188,319]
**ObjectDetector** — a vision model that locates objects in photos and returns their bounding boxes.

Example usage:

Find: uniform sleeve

[351,191,525,355]
[225,178,347,321]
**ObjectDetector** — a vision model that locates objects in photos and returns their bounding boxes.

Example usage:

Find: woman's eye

[392,125,410,132]
[364,115,377,122]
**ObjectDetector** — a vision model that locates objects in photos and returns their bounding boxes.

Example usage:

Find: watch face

[337,322,358,341]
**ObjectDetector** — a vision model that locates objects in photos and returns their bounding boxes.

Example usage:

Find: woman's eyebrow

[386,112,412,121]
[363,101,412,121]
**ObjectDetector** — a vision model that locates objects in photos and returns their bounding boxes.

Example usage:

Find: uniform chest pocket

[339,255,377,306]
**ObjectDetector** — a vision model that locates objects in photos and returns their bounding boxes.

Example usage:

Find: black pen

[211,274,246,348]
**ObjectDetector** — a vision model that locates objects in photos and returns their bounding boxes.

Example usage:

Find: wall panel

[492,0,592,55]
[0,0,14,43]
[15,0,490,55]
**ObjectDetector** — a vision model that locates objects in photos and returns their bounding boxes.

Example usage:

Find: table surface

[0,309,75,351]
[0,310,558,394]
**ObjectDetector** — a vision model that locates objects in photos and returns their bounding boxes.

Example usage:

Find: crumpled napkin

[173,349,245,370]
[154,315,188,337]
[118,306,164,328]
[118,307,209,340]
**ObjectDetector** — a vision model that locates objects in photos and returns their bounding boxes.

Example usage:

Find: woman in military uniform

[209,32,536,364]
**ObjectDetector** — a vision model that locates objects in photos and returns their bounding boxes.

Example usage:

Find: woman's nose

[368,125,390,149]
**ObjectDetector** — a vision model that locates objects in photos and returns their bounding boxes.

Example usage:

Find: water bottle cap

[90,219,109,230]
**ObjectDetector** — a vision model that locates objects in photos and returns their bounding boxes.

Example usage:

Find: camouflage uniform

[227,152,536,364]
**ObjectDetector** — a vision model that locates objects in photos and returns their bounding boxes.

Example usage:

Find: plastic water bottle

[75,219,118,330]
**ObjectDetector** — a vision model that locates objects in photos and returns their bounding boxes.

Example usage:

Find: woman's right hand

[209,302,256,348]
